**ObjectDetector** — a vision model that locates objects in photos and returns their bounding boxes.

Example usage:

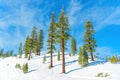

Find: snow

[0,53,120,80]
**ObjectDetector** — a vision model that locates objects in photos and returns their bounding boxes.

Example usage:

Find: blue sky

[0,0,120,56]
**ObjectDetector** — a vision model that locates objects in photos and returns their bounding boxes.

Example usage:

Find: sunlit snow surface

[0,53,120,80]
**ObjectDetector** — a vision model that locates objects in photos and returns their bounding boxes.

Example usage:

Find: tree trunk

[28,50,31,60]
[62,38,65,73]
[49,42,53,68]
[90,48,94,61]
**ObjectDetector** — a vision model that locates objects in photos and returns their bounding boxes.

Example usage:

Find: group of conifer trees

[15,8,96,73]
[47,8,70,73]
[24,27,44,60]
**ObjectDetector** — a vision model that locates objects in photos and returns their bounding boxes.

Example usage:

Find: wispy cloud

[0,0,52,53]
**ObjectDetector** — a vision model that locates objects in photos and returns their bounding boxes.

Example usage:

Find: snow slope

[0,53,120,80]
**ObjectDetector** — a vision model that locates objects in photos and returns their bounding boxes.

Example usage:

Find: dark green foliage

[14,54,17,57]
[19,43,23,58]
[47,12,56,68]
[78,46,88,67]
[34,42,40,55]
[3,50,11,58]
[84,20,96,61]
[109,55,117,64]
[0,49,4,57]
[24,36,30,58]
[43,54,46,63]
[38,29,44,55]
[22,63,28,74]
[56,8,70,73]
[30,26,38,52]
[10,50,13,56]
[78,48,82,64]
[15,63,21,69]
[57,51,60,61]
[71,37,76,56]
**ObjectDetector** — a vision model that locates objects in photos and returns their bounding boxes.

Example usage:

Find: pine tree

[38,29,44,55]
[27,37,34,60]
[24,36,29,58]
[0,49,4,57]
[10,50,13,56]
[19,43,23,58]
[43,54,46,63]
[71,37,76,56]
[56,8,70,73]
[78,46,88,67]
[22,63,28,73]
[57,51,60,61]
[84,20,96,61]
[47,12,56,68]
[30,26,38,53]
[78,48,82,64]
[110,55,117,64]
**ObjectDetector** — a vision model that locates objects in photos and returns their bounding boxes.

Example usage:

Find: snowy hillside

[0,53,120,80]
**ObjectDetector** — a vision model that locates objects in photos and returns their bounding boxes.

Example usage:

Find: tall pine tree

[38,29,44,55]
[24,36,29,58]
[47,12,56,68]
[84,20,96,61]
[31,26,38,53]
[19,42,23,58]
[57,8,70,73]
[71,37,76,56]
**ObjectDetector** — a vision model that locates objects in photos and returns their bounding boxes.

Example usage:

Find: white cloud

[0,0,51,53]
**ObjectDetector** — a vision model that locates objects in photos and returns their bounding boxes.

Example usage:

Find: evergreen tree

[84,20,96,61]
[30,26,38,53]
[57,51,60,61]
[0,49,4,57]
[34,41,40,55]
[19,43,23,58]
[10,50,13,56]
[110,55,117,64]
[22,63,28,73]
[24,36,30,58]
[71,37,76,56]
[47,12,56,68]
[78,46,88,67]
[27,37,34,60]
[56,8,70,73]
[38,29,44,55]
[78,48,82,64]
[43,54,46,63]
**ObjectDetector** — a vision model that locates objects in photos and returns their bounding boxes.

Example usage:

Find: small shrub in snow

[22,63,28,73]
[78,46,88,67]
[15,63,21,69]
[14,54,17,57]
[109,55,117,64]
[96,73,110,77]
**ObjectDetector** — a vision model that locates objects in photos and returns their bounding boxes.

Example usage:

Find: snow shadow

[45,54,57,58]
[66,68,81,74]
[66,60,78,66]
[88,61,107,66]
[28,69,38,73]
